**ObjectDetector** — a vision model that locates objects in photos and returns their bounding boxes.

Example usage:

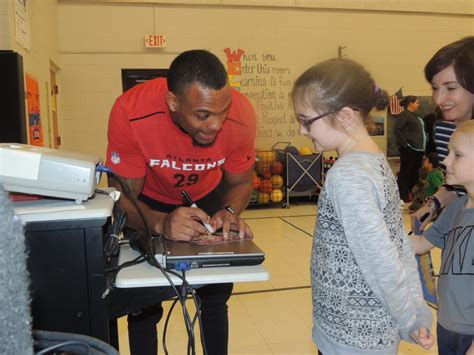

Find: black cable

[94,188,111,196]
[162,298,179,355]
[102,168,155,260]
[104,254,145,273]
[103,233,120,260]
[100,191,128,272]
[98,165,207,354]
[105,204,127,259]
[102,255,147,299]
[164,268,207,355]
[164,269,196,355]
[36,340,91,354]
[180,270,196,355]
[162,291,204,355]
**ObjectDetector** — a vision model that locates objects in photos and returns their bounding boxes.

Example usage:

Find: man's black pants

[109,182,233,355]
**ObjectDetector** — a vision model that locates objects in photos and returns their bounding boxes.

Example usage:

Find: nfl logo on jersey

[111,151,121,164]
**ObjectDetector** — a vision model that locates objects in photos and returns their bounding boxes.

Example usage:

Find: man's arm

[108,175,209,241]
[209,166,254,238]
[108,175,163,232]
[221,167,254,213]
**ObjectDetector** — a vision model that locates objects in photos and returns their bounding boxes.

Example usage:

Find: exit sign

[144,34,166,48]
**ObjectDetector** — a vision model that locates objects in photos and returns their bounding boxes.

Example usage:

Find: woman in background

[395,95,426,205]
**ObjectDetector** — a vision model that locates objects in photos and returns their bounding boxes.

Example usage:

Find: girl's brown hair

[292,58,388,125]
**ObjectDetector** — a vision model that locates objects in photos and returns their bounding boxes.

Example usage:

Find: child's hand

[466,340,474,355]
[410,207,434,233]
[410,327,435,350]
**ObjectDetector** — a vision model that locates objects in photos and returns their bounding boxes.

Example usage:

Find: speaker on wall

[0,50,27,143]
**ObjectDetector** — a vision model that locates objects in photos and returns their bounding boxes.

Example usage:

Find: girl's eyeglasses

[296,108,342,131]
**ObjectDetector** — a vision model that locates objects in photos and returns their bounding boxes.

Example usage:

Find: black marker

[420,212,430,223]
[409,212,431,235]
[181,190,214,234]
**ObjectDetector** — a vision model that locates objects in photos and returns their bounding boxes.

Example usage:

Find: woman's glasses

[296,108,342,131]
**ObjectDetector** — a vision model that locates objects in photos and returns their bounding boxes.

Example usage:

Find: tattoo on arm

[108,175,144,199]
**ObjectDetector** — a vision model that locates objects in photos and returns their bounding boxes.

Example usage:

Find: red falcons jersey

[106,78,256,204]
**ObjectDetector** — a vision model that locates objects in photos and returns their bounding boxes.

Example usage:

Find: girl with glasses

[291,58,434,354]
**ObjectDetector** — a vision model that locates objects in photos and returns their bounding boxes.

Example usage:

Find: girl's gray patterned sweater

[311,152,431,354]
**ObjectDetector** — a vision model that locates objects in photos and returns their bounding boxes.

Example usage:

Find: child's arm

[466,340,474,355]
[410,327,435,350]
[411,187,458,232]
[408,234,435,254]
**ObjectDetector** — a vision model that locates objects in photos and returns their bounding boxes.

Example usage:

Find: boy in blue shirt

[410,120,474,355]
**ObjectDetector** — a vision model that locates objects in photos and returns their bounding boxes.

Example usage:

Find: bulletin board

[223,47,387,153]
[223,47,309,150]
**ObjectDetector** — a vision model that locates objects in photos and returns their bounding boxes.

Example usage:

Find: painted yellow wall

[58,0,474,16]
[1,0,60,147]
[0,1,10,49]
[57,2,472,161]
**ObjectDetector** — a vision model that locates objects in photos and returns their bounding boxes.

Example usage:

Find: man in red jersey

[106,50,256,355]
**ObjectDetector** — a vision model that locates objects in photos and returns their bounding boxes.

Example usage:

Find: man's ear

[165,91,178,112]
[336,106,357,128]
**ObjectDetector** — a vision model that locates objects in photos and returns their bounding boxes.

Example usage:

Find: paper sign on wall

[15,0,31,50]
[25,74,44,147]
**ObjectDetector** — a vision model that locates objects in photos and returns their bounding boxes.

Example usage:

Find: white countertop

[116,244,270,288]
[12,191,115,223]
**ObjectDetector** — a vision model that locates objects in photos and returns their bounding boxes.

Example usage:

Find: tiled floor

[116,201,439,354]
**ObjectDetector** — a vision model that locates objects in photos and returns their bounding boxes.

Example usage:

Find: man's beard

[192,137,216,147]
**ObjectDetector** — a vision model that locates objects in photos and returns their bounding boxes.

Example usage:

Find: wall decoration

[15,0,31,50]
[223,48,297,149]
[368,116,384,136]
[25,74,44,146]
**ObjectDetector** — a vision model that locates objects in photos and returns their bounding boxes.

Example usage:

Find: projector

[0,143,101,203]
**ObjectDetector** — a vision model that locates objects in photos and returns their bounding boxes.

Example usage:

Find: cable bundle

[96,164,207,355]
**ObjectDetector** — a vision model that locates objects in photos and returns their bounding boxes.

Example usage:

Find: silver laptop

[152,233,265,270]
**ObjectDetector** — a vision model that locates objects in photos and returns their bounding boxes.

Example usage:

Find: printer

[0,143,102,203]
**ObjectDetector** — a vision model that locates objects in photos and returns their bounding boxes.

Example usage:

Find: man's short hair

[167,50,228,96]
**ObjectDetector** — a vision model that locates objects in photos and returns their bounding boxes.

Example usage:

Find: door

[49,67,61,148]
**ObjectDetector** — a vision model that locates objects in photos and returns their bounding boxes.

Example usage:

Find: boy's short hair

[418,167,429,180]
[425,152,441,168]
[455,120,474,146]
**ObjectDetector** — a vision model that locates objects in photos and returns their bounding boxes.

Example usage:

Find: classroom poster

[368,116,385,136]
[15,0,31,50]
[26,74,44,146]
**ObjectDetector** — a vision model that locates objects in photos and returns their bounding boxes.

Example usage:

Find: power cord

[161,268,207,355]
[104,208,127,263]
[96,164,207,354]
[36,340,91,354]
[102,254,147,300]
